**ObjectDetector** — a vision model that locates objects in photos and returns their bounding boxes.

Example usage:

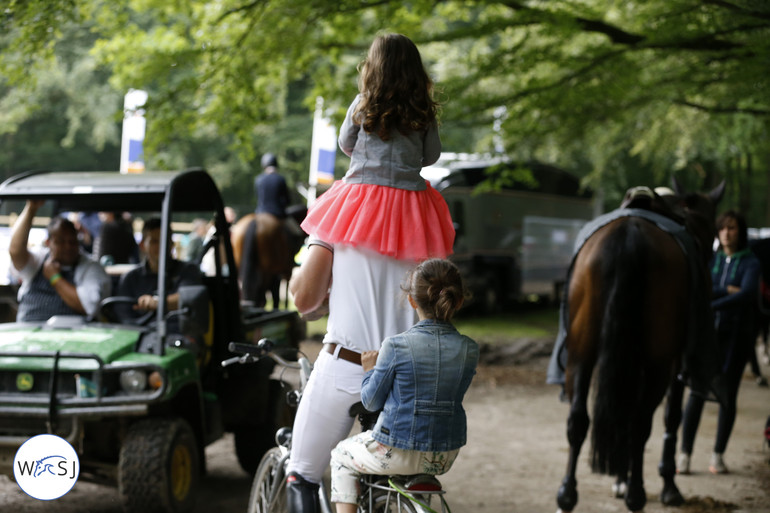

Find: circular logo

[14,434,80,500]
[16,372,34,392]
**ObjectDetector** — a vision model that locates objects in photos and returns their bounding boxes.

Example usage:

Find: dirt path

[447,356,770,513]
[1,344,769,513]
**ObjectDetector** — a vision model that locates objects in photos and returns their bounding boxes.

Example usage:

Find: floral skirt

[330,430,459,504]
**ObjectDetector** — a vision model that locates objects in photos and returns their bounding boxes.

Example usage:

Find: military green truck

[0,169,304,512]
[422,155,595,311]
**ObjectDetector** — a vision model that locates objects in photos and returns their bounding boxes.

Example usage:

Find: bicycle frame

[361,476,449,513]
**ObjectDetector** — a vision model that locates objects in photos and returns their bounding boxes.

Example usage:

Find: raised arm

[9,200,43,272]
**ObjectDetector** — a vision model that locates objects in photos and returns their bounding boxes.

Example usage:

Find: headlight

[148,371,164,391]
[119,369,147,393]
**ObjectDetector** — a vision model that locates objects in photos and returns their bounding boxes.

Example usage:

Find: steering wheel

[99,296,157,326]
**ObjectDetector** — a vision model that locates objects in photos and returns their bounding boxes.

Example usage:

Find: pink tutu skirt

[300,181,455,261]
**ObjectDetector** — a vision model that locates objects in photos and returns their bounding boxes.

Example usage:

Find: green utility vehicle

[0,169,304,512]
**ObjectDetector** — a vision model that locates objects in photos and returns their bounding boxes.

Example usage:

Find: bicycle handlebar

[223,338,302,371]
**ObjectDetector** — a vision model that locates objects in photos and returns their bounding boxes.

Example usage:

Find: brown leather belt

[323,343,362,365]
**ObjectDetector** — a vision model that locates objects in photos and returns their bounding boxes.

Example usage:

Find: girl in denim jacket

[329,259,479,512]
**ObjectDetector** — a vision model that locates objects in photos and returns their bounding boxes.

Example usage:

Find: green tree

[2,1,769,222]
[0,17,123,178]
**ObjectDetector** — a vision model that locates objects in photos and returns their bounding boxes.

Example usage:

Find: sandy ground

[1,341,769,513]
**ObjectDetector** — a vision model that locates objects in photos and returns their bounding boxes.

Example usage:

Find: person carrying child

[286,33,456,512]
[329,259,478,513]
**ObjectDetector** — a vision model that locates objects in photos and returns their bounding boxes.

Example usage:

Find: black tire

[247,447,288,513]
[235,379,295,475]
[119,418,200,513]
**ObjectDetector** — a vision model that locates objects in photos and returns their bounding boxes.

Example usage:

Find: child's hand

[361,351,379,372]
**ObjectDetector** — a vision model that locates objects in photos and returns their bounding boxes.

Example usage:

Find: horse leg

[252,269,267,307]
[557,363,592,513]
[625,402,655,513]
[659,377,685,506]
[269,275,281,310]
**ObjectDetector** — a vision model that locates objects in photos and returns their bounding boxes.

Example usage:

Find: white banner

[308,96,337,189]
[119,89,148,174]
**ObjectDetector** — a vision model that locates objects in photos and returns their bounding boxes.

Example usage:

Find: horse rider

[255,153,303,238]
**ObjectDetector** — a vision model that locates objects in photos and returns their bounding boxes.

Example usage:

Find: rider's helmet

[261,153,278,169]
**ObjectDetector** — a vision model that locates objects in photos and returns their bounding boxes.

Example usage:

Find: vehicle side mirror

[178,285,210,337]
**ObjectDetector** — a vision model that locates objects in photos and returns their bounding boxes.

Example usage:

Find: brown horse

[231,208,306,309]
[555,181,724,513]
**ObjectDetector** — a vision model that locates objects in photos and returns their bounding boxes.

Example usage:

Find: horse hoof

[556,509,571,513]
[612,481,627,498]
[661,486,685,506]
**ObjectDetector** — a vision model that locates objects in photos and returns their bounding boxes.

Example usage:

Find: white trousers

[329,431,459,504]
[287,350,363,482]
[287,245,416,483]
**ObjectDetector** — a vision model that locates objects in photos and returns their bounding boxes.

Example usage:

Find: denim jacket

[361,319,479,452]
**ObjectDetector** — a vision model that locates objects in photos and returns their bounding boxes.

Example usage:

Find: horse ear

[709,180,726,204]
[671,176,685,196]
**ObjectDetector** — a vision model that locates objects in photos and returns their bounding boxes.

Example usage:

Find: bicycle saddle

[348,401,380,431]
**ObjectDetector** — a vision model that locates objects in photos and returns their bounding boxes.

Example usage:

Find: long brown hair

[354,33,438,141]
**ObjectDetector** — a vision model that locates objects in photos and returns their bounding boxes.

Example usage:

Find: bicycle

[223,339,452,513]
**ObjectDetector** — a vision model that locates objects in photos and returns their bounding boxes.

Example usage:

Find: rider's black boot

[286,472,320,513]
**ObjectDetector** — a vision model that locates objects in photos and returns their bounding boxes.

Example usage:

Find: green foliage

[472,164,538,196]
[1,0,769,223]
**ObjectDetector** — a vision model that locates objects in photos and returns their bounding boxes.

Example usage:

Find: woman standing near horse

[678,210,761,475]
[284,33,455,513]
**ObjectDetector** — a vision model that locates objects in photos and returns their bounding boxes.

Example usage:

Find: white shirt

[324,244,416,353]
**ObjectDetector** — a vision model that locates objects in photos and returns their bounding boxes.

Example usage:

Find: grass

[454,306,559,344]
[303,304,560,346]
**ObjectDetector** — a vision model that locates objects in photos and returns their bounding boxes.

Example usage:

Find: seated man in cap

[116,217,202,329]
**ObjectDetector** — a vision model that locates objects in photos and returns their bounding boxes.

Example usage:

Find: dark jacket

[711,248,761,330]
[255,171,289,218]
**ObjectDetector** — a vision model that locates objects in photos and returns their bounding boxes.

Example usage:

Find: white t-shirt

[323,244,416,353]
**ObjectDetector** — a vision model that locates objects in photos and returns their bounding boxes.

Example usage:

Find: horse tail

[591,219,647,475]
[240,218,261,302]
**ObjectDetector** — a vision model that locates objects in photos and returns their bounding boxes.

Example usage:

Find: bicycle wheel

[247,447,288,513]
[369,489,418,513]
